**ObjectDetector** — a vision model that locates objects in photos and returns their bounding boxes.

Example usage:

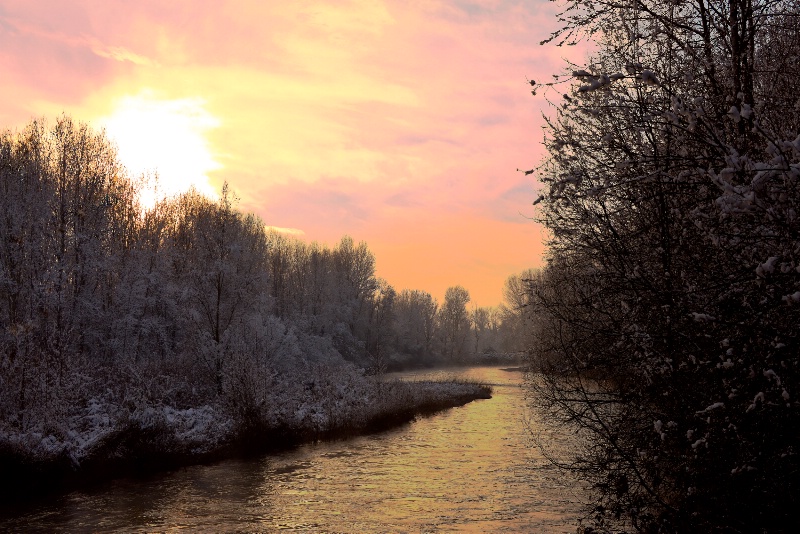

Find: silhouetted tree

[528,0,800,531]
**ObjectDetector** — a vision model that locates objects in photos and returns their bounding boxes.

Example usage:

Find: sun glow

[99,91,221,208]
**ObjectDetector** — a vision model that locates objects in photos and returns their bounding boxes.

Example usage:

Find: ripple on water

[1,366,586,533]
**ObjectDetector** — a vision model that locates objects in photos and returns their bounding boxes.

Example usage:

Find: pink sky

[0,0,578,306]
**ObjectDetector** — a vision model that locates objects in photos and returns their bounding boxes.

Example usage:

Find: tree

[325,236,377,363]
[470,306,503,358]
[393,289,439,365]
[528,0,800,531]
[439,286,471,362]
[163,185,270,395]
[1,115,496,477]
[498,269,539,353]
[365,278,396,374]
[0,117,140,430]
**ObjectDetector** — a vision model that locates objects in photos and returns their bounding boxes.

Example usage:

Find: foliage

[0,116,510,480]
[527,0,800,531]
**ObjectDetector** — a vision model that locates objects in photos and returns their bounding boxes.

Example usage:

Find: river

[1,366,585,532]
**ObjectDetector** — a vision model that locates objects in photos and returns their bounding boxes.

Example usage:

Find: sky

[0,0,580,307]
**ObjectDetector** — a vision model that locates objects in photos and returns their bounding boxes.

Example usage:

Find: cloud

[0,10,153,66]
[89,42,155,66]
[265,226,306,236]
[0,0,581,304]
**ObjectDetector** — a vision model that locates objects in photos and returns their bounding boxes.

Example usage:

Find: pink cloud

[0,0,582,305]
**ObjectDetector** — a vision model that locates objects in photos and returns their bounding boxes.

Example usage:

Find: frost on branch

[0,117,500,487]
[527,0,800,530]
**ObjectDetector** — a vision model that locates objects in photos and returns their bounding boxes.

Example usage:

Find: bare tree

[528,0,800,531]
[164,185,270,395]
[365,278,396,374]
[393,289,439,365]
[0,117,140,430]
[439,286,471,363]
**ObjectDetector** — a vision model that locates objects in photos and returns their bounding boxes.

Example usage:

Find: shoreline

[0,381,491,502]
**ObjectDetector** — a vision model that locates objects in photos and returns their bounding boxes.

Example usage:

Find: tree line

[0,116,528,440]
[526,0,800,531]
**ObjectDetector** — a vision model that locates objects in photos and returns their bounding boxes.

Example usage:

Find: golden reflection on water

[3,367,584,533]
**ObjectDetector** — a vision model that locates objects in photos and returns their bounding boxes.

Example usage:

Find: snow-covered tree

[0,116,497,482]
[439,286,472,362]
[528,0,800,531]
[497,269,539,353]
[364,278,396,374]
[391,289,440,366]
[161,185,271,395]
[0,117,139,430]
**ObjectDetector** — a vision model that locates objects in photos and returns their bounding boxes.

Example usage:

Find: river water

[2,366,586,532]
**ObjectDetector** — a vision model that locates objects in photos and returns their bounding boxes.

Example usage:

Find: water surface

[2,366,585,532]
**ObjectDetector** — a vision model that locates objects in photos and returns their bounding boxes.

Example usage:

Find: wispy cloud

[0,0,576,304]
[265,226,306,237]
[88,41,155,66]
[0,12,154,65]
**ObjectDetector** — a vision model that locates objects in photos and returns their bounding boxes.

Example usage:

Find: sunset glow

[100,91,221,207]
[0,0,579,305]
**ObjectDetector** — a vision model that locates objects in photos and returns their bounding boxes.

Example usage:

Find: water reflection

[2,367,584,532]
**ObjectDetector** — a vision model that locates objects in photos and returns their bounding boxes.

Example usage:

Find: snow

[637,70,660,86]
[653,420,663,433]
[782,291,800,304]
[746,392,766,413]
[0,368,490,467]
[756,257,779,277]
[654,420,665,440]
[695,402,725,415]
[763,369,781,385]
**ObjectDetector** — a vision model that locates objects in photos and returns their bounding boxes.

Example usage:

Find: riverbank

[0,377,491,500]
[0,367,587,533]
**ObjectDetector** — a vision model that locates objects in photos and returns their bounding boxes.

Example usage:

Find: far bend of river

[2,366,586,532]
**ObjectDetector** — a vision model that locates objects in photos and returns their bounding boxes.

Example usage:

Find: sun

[98,91,222,208]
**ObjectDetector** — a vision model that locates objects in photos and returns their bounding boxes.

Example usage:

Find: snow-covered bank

[0,119,502,501]
[0,370,490,497]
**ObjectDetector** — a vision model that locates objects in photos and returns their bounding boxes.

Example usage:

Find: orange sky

[0,0,579,306]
